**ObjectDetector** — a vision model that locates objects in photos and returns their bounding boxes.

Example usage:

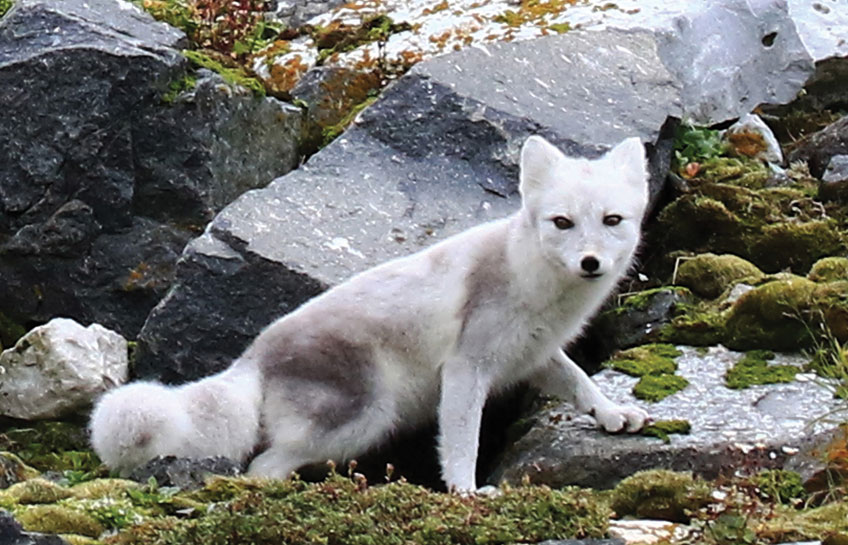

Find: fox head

[518,135,649,282]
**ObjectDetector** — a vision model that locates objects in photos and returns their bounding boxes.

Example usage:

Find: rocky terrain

[0,0,847,543]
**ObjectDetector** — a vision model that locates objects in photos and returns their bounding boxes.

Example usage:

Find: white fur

[90,136,651,490]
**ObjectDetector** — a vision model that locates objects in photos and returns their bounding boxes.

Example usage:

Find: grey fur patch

[259,331,375,429]
[458,238,509,340]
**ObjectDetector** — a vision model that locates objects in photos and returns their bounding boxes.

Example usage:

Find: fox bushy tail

[89,361,262,476]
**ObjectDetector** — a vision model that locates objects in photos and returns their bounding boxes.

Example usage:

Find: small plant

[673,122,728,174]
[0,0,13,18]
[751,470,805,505]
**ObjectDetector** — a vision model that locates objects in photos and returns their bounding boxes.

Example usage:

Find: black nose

[581,256,600,273]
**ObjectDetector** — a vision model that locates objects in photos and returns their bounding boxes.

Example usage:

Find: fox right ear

[519,135,563,197]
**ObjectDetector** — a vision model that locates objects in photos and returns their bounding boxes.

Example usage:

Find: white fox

[90,135,650,492]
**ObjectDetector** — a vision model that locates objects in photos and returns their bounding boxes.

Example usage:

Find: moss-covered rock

[72,479,141,500]
[0,421,102,475]
[110,474,610,545]
[650,176,847,276]
[724,350,798,389]
[605,344,688,401]
[15,504,105,537]
[632,374,691,402]
[809,256,848,283]
[0,451,40,489]
[676,253,764,299]
[641,419,692,443]
[3,478,73,504]
[609,470,711,523]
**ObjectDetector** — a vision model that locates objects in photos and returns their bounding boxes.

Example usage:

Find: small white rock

[0,318,128,419]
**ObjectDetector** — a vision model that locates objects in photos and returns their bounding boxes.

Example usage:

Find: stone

[819,154,848,201]
[0,0,301,339]
[0,318,128,420]
[487,346,843,489]
[0,509,66,545]
[788,115,848,178]
[723,114,783,164]
[135,27,682,382]
[128,456,242,489]
[608,520,693,545]
[653,0,814,124]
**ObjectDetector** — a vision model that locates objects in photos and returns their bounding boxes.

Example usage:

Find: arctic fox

[90,135,650,491]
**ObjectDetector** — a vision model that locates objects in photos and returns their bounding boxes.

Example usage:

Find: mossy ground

[724,349,798,389]
[605,344,689,402]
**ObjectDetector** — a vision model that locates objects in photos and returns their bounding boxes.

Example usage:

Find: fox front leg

[529,349,649,433]
[437,357,490,493]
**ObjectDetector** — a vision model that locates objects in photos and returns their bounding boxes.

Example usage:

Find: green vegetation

[724,350,798,389]
[676,254,763,299]
[320,95,378,147]
[605,344,689,401]
[0,421,104,478]
[182,50,265,96]
[673,123,727,169]
[609,470,711,523]
[0,0,13,18]
[751,469,806,504]
[641,419,692,443]
[161,73,198,104]
[808,256,848,283]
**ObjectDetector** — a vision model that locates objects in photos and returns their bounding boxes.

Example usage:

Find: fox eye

[552,216,574,230]
[603,214,623,226]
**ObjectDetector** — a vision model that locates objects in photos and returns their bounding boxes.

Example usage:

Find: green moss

[725,350,798,389]
[696,156,770,189]
[751,470,805,504]
[1,421,103,476]
[606,344,681,377]
[0,0,13,18]
[609,470,711,523]
[182,50,265,96]
[62,535,104,545]
[633,374,690,402]
[15,504,105,537]
[72,479,142,500]
[616,286,692,313]
[809,257,848,283]
[320,95,377,147]
[161,73,198,104]
[4,478,74,504]
[659,300,728,346]
[673,123,727,167]
[112,474,609,545]
[757,502,848,542]
[0,451,40,486]
[641,419,692,443]
[547,22,571,33]
[676,253,764,299]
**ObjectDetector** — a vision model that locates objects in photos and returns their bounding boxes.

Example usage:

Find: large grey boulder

[0,318,128,420]
[487,346,842,489]
[135,28,682,382]
[0,0,301,339]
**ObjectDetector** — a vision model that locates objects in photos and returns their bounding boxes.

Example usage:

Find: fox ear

[605,137,648,192]
[519,135,564,197]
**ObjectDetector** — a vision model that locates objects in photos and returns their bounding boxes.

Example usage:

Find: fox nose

[581,255,600,273]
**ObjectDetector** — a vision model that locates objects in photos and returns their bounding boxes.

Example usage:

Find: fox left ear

[606,137,648,193]
[519,135,565,198]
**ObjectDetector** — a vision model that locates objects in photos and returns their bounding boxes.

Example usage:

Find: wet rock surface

[0,0,301,339]
[488,346,843,489]
[128,456,243,490]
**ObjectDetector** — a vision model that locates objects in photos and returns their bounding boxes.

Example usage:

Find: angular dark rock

[0,0,301,339]
[128,456,243,489]
[136,28,682,382]
[789,115,848,178]
[487,346,844,489]
[0,510,66,545]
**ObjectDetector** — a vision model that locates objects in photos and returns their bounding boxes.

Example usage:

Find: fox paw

[591,403,649,433]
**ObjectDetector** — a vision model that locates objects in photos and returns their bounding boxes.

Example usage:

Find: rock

[723,114,783,164]
[588,288,695,358]
[788,115,848,178]
[0,509,66,545]
[0,318,127,420]
[266,0,347,29]
[819,154,848,201]
[128,456,242,489]
[608,520,694,545]
[0,0,301,339]
[135,27,682,382]
[487,346,844,489]
[653,0,814,124]
[675,254,763,299]
[0,452,40,490]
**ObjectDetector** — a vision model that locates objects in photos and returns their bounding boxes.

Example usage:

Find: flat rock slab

[488,346,842,489]
[136,28,681,381]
